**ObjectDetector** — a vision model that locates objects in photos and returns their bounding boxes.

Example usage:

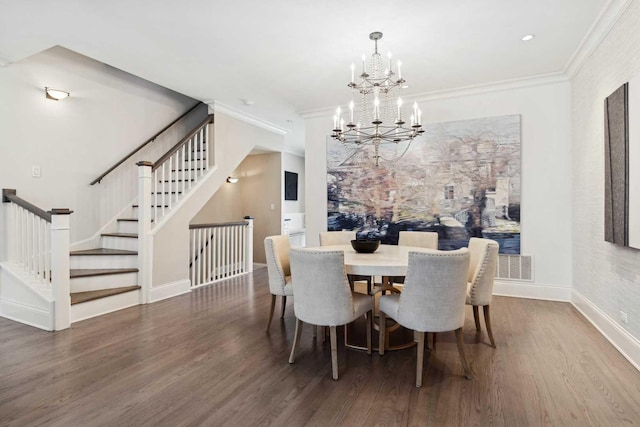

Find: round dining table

[313,243,437,287]
[309,243,439,351]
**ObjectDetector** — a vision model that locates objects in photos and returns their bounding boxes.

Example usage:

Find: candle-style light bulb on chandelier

[331,32,424,166]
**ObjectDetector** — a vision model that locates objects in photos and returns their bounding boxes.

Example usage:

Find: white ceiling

[0,0,608,152]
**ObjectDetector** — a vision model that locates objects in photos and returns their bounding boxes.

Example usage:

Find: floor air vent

[496,254,533,281]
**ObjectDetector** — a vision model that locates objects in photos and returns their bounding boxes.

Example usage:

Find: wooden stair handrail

[152,114,215,172]
[2,189,52,222]
[90,101,203,185]
[189,220,249,230]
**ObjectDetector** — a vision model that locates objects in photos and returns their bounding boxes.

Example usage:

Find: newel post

[137,161,153,304]
[50,208,73,331]
[244,216,254,273]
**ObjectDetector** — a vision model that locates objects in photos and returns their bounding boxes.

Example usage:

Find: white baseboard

[149,279,191,303]
[493,280,571,302]
[71,290,140,323]
[0,298,54,331]
[571,290,640,371]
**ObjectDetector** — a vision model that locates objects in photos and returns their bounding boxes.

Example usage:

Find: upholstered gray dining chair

[264,235,294,332]
[319,231,372,292]
[379,249,471,387]
[288,248,374,380]
[466,237,499,347]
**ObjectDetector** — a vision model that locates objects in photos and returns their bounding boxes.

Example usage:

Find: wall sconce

[226,177,239,184]
[45,87,70,101]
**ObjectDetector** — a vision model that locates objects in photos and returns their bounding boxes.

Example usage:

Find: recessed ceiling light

[521,34,535,41]
[401,85,409,89]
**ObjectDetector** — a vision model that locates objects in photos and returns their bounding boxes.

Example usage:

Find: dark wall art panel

[327,115,521,254]
[604,83,629,246]
[285,171,298,201]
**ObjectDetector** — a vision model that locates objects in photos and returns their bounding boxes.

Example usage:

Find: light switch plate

[32,166,41,178]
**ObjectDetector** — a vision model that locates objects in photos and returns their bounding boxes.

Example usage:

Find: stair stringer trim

[70,197,137,251]
[0,262,54,331]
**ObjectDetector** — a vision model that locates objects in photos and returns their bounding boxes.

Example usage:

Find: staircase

[68,204,141,322]
[68,128,211,322]
[0,109,218,329]
[1,107,260,331]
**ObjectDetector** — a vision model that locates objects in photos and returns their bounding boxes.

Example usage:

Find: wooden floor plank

[1,266,639,426]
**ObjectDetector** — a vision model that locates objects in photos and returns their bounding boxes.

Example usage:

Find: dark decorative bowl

[351,239,380,254]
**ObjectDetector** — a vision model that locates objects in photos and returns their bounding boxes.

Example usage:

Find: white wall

[240,153,282,263]
[0,46,197,243]
[571,0,640,341]
[305,79,573,291]
[191,164,244,224]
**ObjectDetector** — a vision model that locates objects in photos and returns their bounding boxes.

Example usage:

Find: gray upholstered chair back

[398,231,438,249]
[467,238,499,306]
[289,248,355,326]
[398,249,470,332]
[319,231,356,246]
[264,235,291,295]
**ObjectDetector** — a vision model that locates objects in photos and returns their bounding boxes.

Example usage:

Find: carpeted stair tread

[71,286,141,305]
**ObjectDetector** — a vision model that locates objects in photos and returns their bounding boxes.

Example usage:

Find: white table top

[313,244,438,276]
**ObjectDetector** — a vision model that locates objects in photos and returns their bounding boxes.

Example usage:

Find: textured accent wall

[572,0,640,340]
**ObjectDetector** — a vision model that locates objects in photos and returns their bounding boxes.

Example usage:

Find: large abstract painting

[327,115,521,254]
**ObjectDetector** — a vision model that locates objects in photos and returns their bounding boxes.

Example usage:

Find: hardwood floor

[1,267,640,426]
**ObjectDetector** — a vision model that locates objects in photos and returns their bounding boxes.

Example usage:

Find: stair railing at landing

[189,218,254,288]
[1,189,72,330]
[147,113,215,224]
[136,114,215,302]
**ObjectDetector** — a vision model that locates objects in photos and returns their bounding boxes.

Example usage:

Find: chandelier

[331,32,424,166]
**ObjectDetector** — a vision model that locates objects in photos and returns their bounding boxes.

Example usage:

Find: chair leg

[265,295,276,332]
[289,319,304,364]
[281,296,287,318]
[378,311,386,355]
[366,310,372,355]
[322,326,327,343]
[415,331,425,387]
[313,325,317,338]
[330,326,338,380]
[483,305,496,348]
[473,306,481,331]
[432,332,437,349]
[454,327,472,380]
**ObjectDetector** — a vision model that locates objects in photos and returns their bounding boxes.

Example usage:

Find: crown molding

[564,0,633,78]
[208,101,288,136]
[299,72,569,119]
